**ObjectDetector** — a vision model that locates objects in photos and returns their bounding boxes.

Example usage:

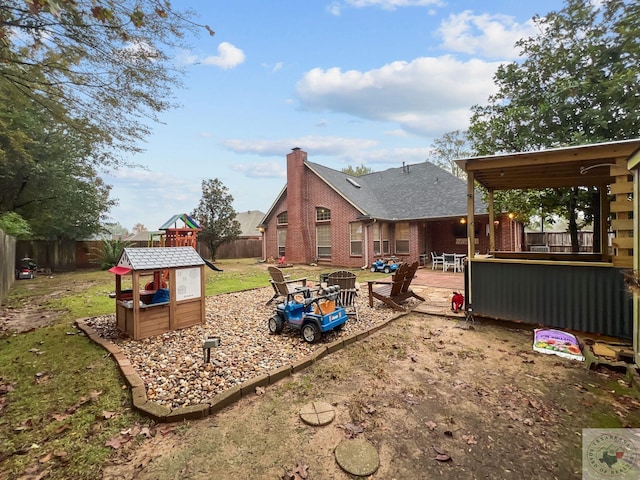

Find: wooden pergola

[455,139,640,361]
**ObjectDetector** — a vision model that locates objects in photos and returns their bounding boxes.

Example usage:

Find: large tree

[192,179,241,261]
[468,0,640,251]
[0,82,115,239]
[429,130,471,178]
[0,1,213,166]
[341,164,373,176]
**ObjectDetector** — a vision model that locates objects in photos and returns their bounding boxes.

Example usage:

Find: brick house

[259,148,513,268]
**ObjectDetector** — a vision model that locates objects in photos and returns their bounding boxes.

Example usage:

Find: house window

[277,212,288,225]
[373,223,390,255]
[395,222,409,254]
[316,207,331,222]
[316,224,331,257]
[373,225,381,255]
[277,229,286,257]
[350,223,362,256]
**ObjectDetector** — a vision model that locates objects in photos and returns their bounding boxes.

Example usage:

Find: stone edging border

[75,309,411,423]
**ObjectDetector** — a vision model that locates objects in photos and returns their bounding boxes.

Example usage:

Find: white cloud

[328,0,443,15]
[384,129,409,137]
[175,49,199,65]
[296,55,501,136]
[231,162,287,179]
[201,42,246,69]
[437,11,537,59]
[222,136,378,157]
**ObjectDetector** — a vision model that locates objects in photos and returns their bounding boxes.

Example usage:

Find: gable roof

[235,210,265,237]
[308,161,486,221]
[114,247,205,271]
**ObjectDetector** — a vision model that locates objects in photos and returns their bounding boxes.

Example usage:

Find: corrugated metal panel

[467,261,632,339]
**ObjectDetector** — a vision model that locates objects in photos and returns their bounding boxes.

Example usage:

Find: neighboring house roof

[263,160,486,224]
[115,247,205,271]
[235,210,265,237]
[125,231,163,242]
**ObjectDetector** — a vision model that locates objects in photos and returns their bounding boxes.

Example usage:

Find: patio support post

[466,171,475,307]
[633,162,640,365]
[488,189,495,254]
[600,186,610,262]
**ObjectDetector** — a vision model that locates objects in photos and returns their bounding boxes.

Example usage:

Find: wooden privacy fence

[14,238,263,273]
[526,232,594,252]
[197,238,261,260]
[0,230,17,304]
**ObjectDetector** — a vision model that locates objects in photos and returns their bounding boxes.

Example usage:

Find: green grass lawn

[0,259,377,479]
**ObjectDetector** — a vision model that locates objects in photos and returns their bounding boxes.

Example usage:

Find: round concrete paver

[334,438,380,476]
[299,401,335,426]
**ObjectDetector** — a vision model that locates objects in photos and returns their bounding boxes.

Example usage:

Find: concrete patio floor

[399,266,467,319]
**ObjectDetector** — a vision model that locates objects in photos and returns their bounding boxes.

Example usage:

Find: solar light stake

[203,336,221,363]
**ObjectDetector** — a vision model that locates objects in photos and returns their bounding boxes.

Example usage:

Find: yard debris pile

[85,287,413,408]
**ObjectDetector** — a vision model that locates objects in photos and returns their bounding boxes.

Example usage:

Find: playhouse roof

[159,214,201,230]
[109,247,205,274]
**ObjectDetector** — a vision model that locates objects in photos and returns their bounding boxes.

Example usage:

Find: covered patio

[455,140,640,354]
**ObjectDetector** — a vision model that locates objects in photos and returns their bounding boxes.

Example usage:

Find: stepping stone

[334,438,379,476]
[299,401,335,426]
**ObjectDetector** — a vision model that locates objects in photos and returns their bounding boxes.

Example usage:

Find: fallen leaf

[139,426,153,438]
[435,453,452,462]
[102,411,117,419]
[52,413,69,422]
[105,437,123,449]
[425,421,438,431]
[39,452,52,463]
[55,423,72,435]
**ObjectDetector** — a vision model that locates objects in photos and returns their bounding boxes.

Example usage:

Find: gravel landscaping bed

[85,287,406,409]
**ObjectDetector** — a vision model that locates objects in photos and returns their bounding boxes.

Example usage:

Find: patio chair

[326,270,359,320]
[442,253,458,272]
[431,251,444,270]
[266,266,307,305]
[367,261,425,311]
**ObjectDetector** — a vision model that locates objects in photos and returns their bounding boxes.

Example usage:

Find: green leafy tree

[0,81,115,239]
[429,130,470,178]
[1,1,213,166]
[342,164,373,176]
[0,212,32,238]
[468,0,640,251]
[192,179,241,261]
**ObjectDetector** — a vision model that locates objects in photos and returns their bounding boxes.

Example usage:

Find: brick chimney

[286,148,307,263]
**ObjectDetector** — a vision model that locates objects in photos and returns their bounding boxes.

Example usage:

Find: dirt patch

[0,304,63,335]
[101,314,640,480]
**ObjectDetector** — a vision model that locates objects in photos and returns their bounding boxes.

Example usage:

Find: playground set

[109,214,219,340]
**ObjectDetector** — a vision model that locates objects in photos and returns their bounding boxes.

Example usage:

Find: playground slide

[202,257,223,272]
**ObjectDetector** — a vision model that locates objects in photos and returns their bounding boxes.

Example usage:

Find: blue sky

[104,0,566,232]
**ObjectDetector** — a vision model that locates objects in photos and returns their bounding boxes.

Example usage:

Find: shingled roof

[115,247,205,271]
[304,161,486,221]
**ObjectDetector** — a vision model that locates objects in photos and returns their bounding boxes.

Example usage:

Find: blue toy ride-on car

[268,286,348,343]
[370,257,399,274]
